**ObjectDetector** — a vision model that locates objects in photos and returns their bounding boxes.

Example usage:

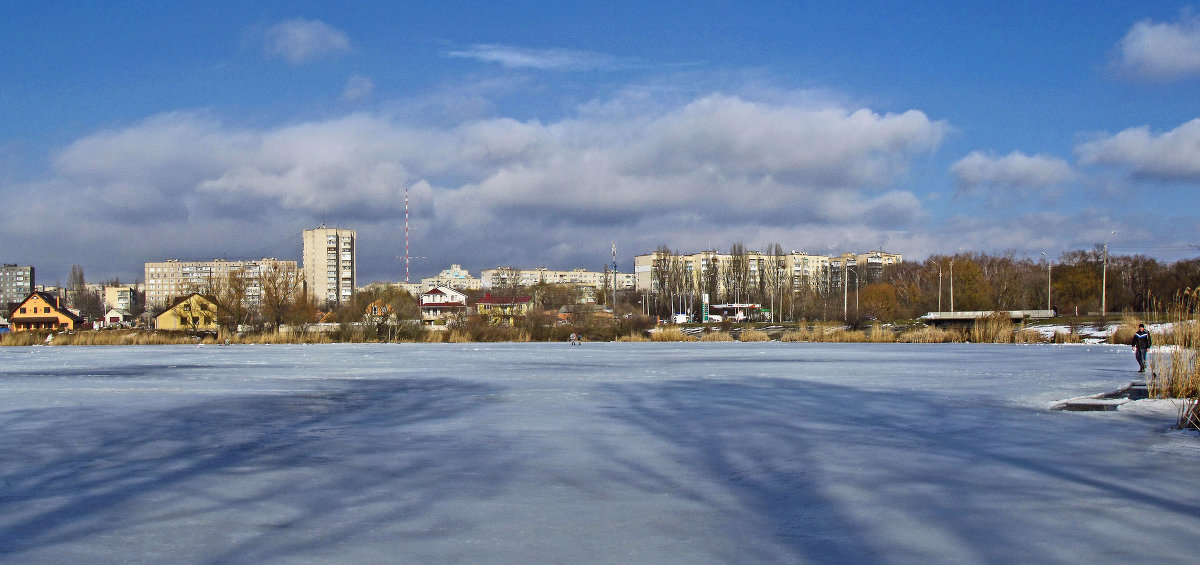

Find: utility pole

[1102,231,1115,317]
[1041,252,1052,312]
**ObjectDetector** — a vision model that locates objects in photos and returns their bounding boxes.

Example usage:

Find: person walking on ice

[1131,323,1152,373]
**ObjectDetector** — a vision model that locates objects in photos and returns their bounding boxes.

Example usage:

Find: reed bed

[969,312,1015,343]
[617,332,651,342]
[1013,328,1046,344]
[1052,330,1081,344]
[651,327,697,342]
[866,323,894,343]
[895,326,958,343]
[699,331,734,342]
[737,329,770,342]
[1107,316,1141,345]
[1142,288,1200,429]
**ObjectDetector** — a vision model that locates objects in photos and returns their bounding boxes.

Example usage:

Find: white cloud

[1076,118,1200,180]
[1111,12,1200,80]
[446,44,622,71]
[342,75,375,101]
[263,19,350,65]
[950,151,1075,191]
[2,92,946,280]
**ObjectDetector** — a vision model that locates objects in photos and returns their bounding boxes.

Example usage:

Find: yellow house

[9,291,85,331]
[475,293,533,325]
[156,293,219,331]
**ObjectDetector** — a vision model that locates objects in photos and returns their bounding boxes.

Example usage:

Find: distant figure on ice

[569,333,578,346]
[1131,323,1152,373]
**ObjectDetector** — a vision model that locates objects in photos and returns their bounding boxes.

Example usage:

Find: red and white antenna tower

[404,186,411,283]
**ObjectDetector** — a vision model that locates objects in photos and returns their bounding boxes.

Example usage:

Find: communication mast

[610,242,618,311]
[405,186,411,283]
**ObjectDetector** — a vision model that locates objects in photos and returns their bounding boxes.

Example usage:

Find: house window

[19,307,25,314]
[44,307,50,313]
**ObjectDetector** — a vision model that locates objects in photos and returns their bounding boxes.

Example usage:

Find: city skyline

[4,2,1200,284]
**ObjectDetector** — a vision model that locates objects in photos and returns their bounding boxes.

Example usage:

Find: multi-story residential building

[103,285,136,311]
[420,264,482,291]
[635,248,900,297]
[480,267,635,291]
[302,227,356,308]
[144,258,298,308]
[0,264,34,306]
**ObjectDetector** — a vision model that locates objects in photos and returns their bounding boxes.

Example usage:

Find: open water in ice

[1,342,1198,564]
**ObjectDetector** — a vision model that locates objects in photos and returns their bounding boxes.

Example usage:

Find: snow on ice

[1,342,1198,564]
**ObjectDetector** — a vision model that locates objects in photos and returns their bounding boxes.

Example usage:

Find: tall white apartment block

[303,227,356,308]
[144,258,298,307]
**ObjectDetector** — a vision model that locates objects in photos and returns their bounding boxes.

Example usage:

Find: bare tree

[259,264,305,331]
[210,269,253,335]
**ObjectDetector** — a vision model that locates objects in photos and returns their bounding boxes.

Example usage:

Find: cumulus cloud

[1111,12,1200,80]
[263,19,350,64]
[1076,118,1200,180]
[1,92,947,281]
[950,151,1075,191]
[446,44,623,71]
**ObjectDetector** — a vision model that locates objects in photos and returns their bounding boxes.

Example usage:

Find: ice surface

[1,342,1198,564]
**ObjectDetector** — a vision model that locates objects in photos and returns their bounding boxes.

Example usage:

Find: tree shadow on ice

[0,377,517,563]
[598,377,1200,563]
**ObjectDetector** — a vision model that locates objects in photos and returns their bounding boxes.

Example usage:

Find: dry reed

[1142,288,1200,429]
[969,312,1014,343]
[699,331,734,342]
[895,326,957,343]
[1052,330,1081,344]
[651,328,697,342]
[737,329,770,342]
[617,332,651,342]
[1107,316,1141,345]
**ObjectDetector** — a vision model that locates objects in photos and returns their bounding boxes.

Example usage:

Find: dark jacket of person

[1132,329,1152,350]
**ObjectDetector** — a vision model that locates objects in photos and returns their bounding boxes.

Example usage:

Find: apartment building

[302,227,356,308]
[103,285,137,311]
[420,264,482,291]
[480,267,635,291]
[0,264,34,306]
[634,249,900,296]
[144,258,298,307]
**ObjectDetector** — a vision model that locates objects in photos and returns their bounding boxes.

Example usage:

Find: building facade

[155,293,219,331]
[9,291,84,331]
[634,249,901,297]
[0,264,34,307]
[480,267,635,291]
[420,264,482,291]
[144,258,298,308]
[303,227,356,308]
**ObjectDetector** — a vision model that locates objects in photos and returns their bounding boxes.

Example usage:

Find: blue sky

[3,1,1200,284]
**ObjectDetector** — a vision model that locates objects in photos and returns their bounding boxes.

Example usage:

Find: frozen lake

[2,342,1199,564]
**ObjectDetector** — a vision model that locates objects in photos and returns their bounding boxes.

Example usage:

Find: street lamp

[937,262,943,312]
[1041,252,1052,312]
[949,248,963,312]
[843,265,859,321]
[1102,231,1116,317]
